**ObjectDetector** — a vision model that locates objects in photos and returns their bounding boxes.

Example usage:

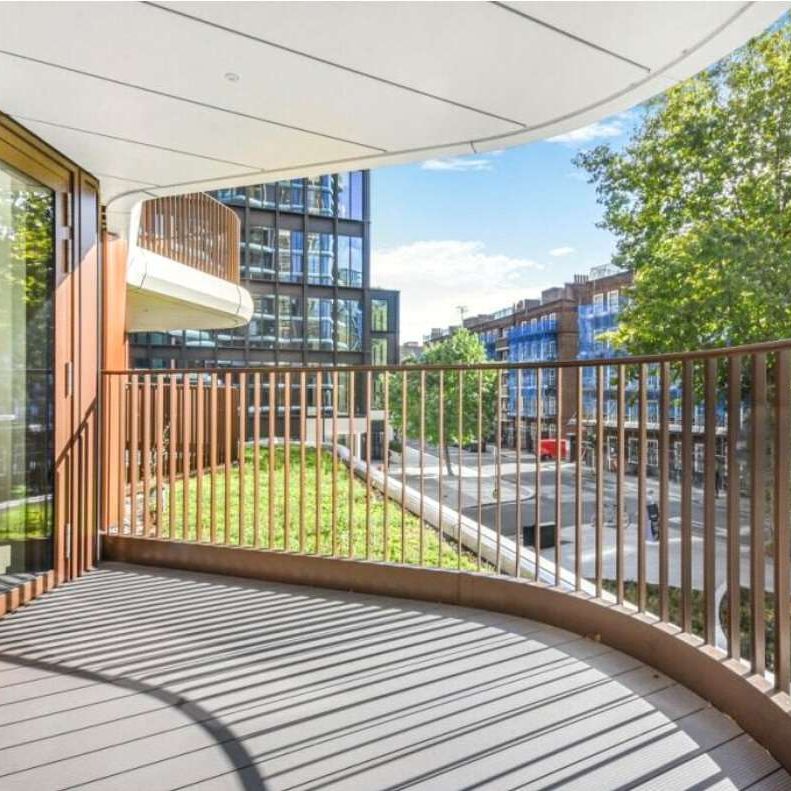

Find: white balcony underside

[0,563,786,790]
[126,246,253,332]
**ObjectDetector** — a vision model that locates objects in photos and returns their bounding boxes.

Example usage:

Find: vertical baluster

[238,372,246,546]
[457,369,463,571]
[209,373,218,544]
[284,371,291,551]
[477,370,483,571]
[637,363,647,611]
[332,370,339,555]
[315,371,322,554]
[536,368,543,581]
[703,358,717,641]
[726,356,741,656]
[401,370,408,564]
[195,374,204,542]
[595,366,604,597]
[142,375,151,538]
[617,364,626,604]
[515,369,522,577]
[419,369,426,566]
[299,371,307,553]
[555,367,563,585]
[268,371,275,549]
[495,369,502,574]
[348,371,355,557]
[365,371,372,559]
[155,374,164,538]
[182,373,191,541]
[659,361,670,620]
[169,375,177,539]
[224,371,232,544]
[129,374,139,535]
[438,369,444,568]
[750,353,766,675]
[681,360,694,633]
[117,375,127,535]
[384,372,390,562]
[773,349,790,692]
[575,366,583,591]
[253,372,260,548]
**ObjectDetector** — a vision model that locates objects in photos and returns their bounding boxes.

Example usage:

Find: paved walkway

[0,563,788,790]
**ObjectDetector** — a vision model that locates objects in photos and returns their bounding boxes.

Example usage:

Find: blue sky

[370,114,637,342]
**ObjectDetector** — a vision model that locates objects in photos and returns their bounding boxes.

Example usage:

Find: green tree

[574,21,791,354]
[390,329,497,476]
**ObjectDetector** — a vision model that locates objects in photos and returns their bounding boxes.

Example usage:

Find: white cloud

[548,120,624,145]
[549,246,575,257]
[372,240,543,342]
[420,157,492,172]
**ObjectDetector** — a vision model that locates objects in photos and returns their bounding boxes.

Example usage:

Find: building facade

[130,171,399,372]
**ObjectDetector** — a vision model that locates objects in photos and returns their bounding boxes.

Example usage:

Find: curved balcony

[126,193,253,333]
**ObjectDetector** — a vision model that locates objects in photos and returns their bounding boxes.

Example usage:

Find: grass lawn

[0,499,51,541]
[158,446,485,571]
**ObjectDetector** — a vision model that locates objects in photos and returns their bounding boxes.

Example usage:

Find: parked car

[538,438,567,461]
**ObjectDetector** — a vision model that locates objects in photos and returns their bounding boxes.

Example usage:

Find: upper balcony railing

[137,193,240,283]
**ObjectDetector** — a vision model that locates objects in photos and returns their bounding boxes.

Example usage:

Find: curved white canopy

[0,1,786,232]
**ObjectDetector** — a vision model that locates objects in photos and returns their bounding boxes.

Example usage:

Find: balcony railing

[137,193,240,282]
[101,338,791,706]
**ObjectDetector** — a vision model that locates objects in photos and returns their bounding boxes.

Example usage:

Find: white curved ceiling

[0,1,786,232]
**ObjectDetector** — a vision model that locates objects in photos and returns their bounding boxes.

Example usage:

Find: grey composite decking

[0,563,788,791]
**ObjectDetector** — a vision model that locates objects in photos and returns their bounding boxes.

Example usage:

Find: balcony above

[126,193,253,332]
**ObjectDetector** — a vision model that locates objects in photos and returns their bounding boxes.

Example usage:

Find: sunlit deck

[0,563,787,790]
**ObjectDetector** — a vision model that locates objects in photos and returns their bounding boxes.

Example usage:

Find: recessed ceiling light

[224,72,240,83]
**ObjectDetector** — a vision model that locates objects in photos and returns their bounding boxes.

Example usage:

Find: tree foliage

[574,21,791,353]
[389,329,498,474]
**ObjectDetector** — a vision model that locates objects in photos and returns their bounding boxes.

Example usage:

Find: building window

[248,183,276,209]
[307,175,333,216]
[337,299,363,352]
[184,330,215,347]
[277,179,304,212]
[648,439,659,468]
[249,296,275,350]
[371,337,388,365]
[593,293,604,315]
[338,235,363,287]
[371,299,389,332]
[246,225,275,280]
[213,187,246,206]
[306,297,334,351]
[608,290,620,313]
[277,296,303,348]
[307,232,334,285]
[337,171,364,221]
[628,437,639,464]
[278,229,303,283]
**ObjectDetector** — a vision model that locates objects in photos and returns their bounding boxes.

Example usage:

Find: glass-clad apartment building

[130,171,399,371]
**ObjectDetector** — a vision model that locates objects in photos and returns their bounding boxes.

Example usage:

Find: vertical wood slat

[142,375,151,538]
[253,373,260,548]
[209,373,218,544]
[348,371,355,558]
[535,367,543,581]
[637,363,647,611]
[129,375,139,536]
[703,358,717,643]
[195,376,204,542]
[595,365,604,597]
[457,370,463,571]
[681,360,694,633]
[168,375,177,539]
[238,372,246,546]
[268,371,276,549]
[750,353,766,675]
[773,349,790,692]
[182,373,191,541]
[401,370,408,564]
[316,372,322,555]
[155,375,164,538]
[495,369,502,574]
[726,356,741,658]
[419,370,426,566]
[383,372,390,562]
[477,370,483,571]
[224,372,232,544]
[555,367,562,585]
[438,370,444,568]
[116,375,126,535]
[515,369,522,577]
[365,371,372,559]
[299,371,307,553]
[575,366,583,591]
[284,371,291,551]
[659,361,670,621]
[616,364,626,605]
[332,370,339,555]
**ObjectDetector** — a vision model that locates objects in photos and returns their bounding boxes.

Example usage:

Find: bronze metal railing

[101,338,791,696]
[137,193,240,282]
